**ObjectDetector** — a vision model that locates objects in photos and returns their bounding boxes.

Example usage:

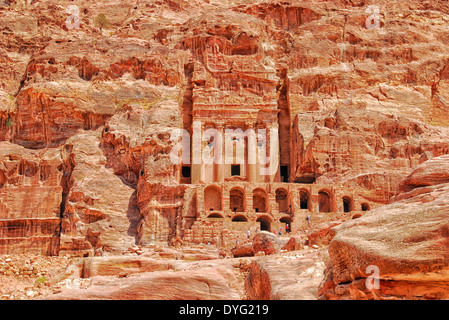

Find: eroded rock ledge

[319,155,449,300]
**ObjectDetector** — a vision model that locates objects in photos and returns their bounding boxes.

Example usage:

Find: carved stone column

[247,124,257,183]
[215,122,224,183]
[191,120,202,183]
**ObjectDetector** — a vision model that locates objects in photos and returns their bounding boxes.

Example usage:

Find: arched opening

[208,213,223,219]
[204,185,222,211]
[256,216,271,232]
[232,215,248,222]
[253,188,268,213]
[280,217,292,233]
[318,190,332,213]
[230,187,245,212]
[361,203,370,211]
[275,188,289,213]
[342,196,354,213]
[299,189,310,210]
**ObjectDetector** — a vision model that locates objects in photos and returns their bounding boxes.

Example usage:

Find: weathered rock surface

[58,130,140,256]
[43,250,243,300]
[0,142,63,255]
[281,234,305,251]
[46,267,240,300]
[398,154,449,193]
[306,220,343,246]
[245,250,326,300]
[232,231,281,257]
[319,155,449,300]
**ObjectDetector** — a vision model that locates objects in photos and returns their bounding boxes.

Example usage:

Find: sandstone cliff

[0,1,448,296]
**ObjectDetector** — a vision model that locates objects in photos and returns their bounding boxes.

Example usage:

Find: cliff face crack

[14,58,35,98]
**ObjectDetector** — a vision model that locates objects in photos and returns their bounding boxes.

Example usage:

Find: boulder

[307,220,343,246]
[398,155,449,193]
[44,255,242,300]
[319,156,449,300]
[281,235,305,251]
[252,231,281,255]
[245,251,326,300]
[232,231,281,257]
[45,268,240,300]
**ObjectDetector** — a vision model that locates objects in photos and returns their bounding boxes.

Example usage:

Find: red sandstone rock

[45,267,240,300]
[232,243,255,258]
[252,231,281,255]
[58,130,139,256]
[307,220,343,246]
[319,155,449,300]
[0,142,63,255]
[245,251,326,300]
[281,234,305,251]
[398,155,449,193]
[232,231,281,257]
[44,253,242,300]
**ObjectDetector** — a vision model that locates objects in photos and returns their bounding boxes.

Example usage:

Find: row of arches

[306,190,370,213]
[203,185,370,214]
[204,185,285,213]
[208,212,291,233]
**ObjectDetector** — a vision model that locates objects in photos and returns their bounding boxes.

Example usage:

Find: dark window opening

[280,165,289,182]
[182,166,191,178]
[231,165,241,176]
[253,189,267,213]
[343,199,350,212]
[275,189,289,213]
[230,188,245,212]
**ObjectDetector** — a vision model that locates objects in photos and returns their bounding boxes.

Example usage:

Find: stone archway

[280,216,292,233]
[342,196,354,213]
[232,215,248,222]
[208,213,223,219]
[253,188,268,213]
[299,188,310,210]
[230,187,245,212]
[318,189,332,213]
[361,203,370,211]
[256,215,271,232]
[275,188,289,213]
[204,185,222,211]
